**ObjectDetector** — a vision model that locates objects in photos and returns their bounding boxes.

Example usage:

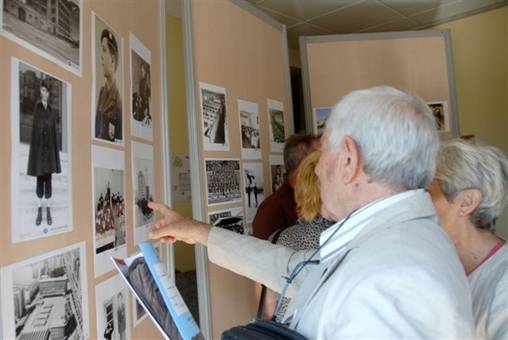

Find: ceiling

[167,0,508,49]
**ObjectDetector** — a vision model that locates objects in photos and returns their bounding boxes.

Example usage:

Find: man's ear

[456,189,482,216]
[340,136,361,184]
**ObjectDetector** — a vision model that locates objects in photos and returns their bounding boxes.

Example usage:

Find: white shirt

[469,242,508,340]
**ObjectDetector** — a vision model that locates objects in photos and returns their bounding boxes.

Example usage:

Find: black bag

[222,320,308,340]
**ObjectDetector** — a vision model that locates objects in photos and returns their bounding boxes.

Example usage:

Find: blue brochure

[112,242,202,340]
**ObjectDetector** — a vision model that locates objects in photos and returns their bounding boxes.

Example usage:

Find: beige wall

[434,6,508,239]
[167,15,197,273]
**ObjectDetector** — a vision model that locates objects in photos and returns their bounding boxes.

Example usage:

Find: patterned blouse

[269,216,334,321]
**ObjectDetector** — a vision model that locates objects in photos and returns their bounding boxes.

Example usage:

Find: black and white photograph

[205,159,241,205]
[209,207,245,235]
[132,141,155,245]
[92,145,126,277]
[10,58,72,243]
[267,99,285,152]
[269,154,286,194]
[242,162,265,222]
[130,33,152,141]
[0,242,89,340]
[1,0,82,75]
[92,12,123,145]
[313,107,331,135]
[427,101,449,132]
[200,82,229,151]
[95,275,130,340]
[238,99,261,160]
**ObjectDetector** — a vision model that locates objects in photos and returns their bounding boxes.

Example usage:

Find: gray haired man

[149,86,474,338]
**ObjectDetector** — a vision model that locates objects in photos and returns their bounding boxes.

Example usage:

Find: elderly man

[149,86,474,338]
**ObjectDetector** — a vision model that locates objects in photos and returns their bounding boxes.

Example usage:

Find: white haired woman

[428,139,508,340]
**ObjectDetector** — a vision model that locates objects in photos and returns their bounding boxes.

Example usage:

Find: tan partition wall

[0,0,166,339]
[184,0,292,338]
[301,31,459,139]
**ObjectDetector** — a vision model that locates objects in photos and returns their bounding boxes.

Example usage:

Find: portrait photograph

[92,145,126,278]
[238,99,261,160]
[95,275,130,340]
[10,58,72,243]
[208,207,245,235]
[267,99,285,152]
[1,0,82,75]
[242,162,265,223]
[313,107,331,134]
[200,82,229,151]
[130,33,152,141]
[0,242,89,340]
[205,159,241,205]
[132,141,155,245]
[92,12,124,145]
[269,154,286,194]
[427,101,449,132]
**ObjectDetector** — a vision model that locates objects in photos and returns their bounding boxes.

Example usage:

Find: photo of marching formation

[92,13,123,145]
[200,82,229,151]
[95,275,130,340]
[205,159,241,205]
[427,101,449,132]
[0,242,88,340]
[208,207,245,235]
[1,0,82,74]
[313,107,331,134]
[269,154,286,193]
[267,99,285,152]
[242,162,265,222]
[238,99,261,160]
[10,59,72,243]
[132,141,155,245]
[130,33,152,141]
[92,145,126,277]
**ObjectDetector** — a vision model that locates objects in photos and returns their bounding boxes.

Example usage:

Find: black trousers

[36,174,52,199]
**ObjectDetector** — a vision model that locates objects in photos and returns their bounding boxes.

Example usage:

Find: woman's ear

[457,189,482,216]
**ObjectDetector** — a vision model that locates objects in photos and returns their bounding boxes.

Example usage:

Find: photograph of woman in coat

[27,80,61,226]
[95,27,123,143]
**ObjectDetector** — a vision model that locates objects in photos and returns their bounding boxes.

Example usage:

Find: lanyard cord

[272,208,358,320]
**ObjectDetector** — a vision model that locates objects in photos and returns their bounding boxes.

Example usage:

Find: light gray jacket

[208,190,475,339]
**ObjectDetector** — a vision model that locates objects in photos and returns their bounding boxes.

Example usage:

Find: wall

[167,15,196,273]
[434,6,508,239]
[0,0,165,338]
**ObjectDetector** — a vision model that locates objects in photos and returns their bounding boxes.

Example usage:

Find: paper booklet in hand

[111,242,203,340]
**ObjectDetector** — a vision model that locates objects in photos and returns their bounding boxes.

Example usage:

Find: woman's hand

[148,202,211,245]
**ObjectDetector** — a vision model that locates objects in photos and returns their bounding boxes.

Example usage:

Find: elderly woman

[428,139,508,340]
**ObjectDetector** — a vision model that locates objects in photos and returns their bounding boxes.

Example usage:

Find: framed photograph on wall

[0,242,89,339]
[131,141,155,245]
[208,207,245,235]
[204,158,241,206]
[95,274,130,340]
[1,0,83,75]
[91,12,124,145]
[242,162,265,223]
[130,32,152,141]
[267,99,285,152]
[427,101,449,132]
[92,145,127,278]
[269,154,285,194]
[313,107,331,135]
[199,82,229,151]
[10,58,72,243]
[238,99,261,160]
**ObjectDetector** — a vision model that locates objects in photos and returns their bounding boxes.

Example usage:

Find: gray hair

[325,86,439,190]
[436,139,508,230]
